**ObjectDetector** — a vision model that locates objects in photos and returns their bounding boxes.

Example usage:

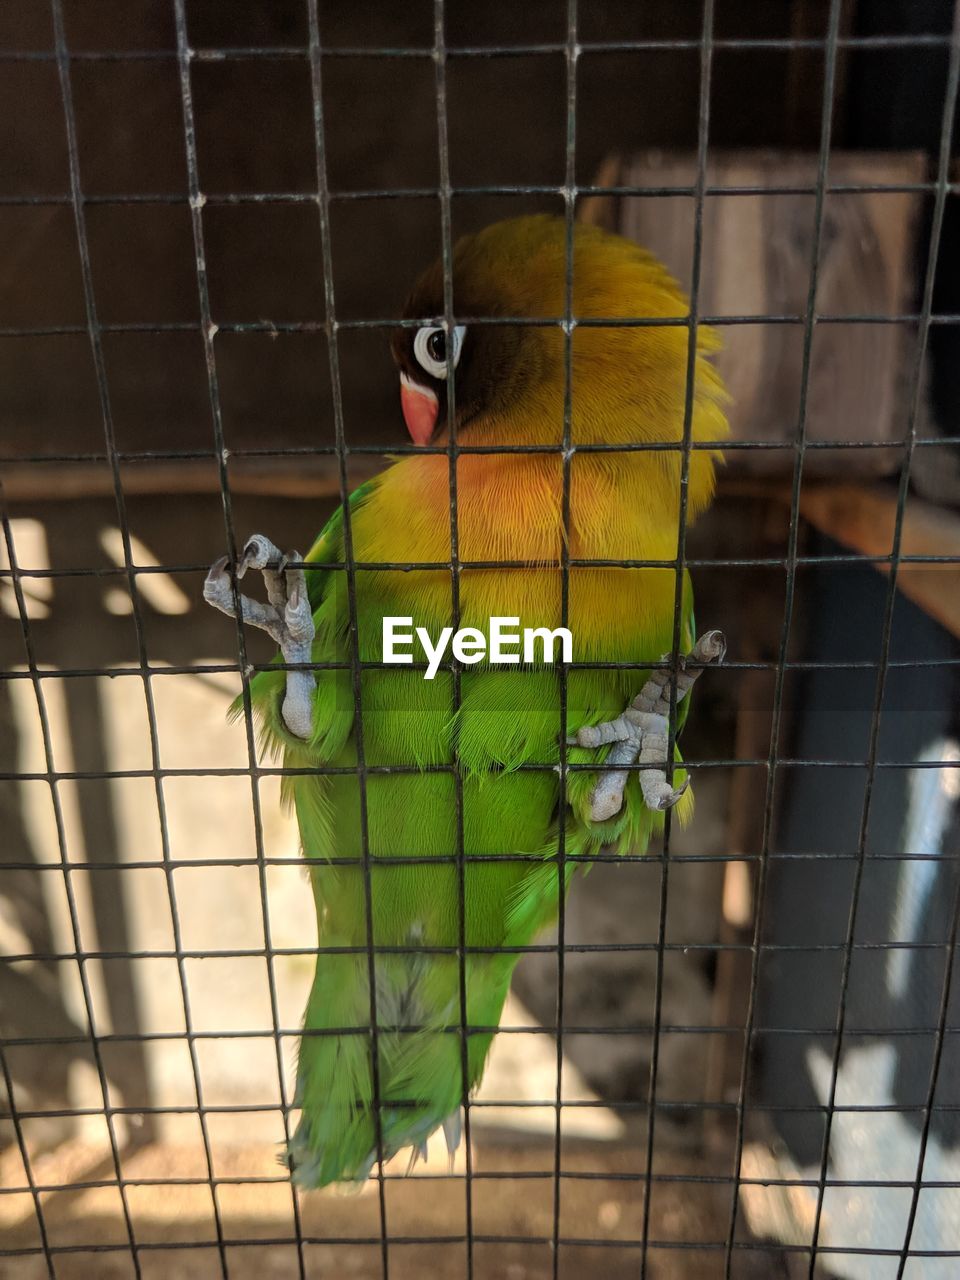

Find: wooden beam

[724,478,960,640]
[797,482,960,638]
[1,456,386,503]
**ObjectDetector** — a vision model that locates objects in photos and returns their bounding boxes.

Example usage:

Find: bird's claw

[203,535,316,740]
[690,629,726,666]
[202,555,232,611]
[237,533,286,579]
[647,775,690,812]
[569,629,726,823]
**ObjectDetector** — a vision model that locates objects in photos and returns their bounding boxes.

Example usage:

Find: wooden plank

[722,478,960,639]
[797,482,960,639]
[592,149,929,478]
[1,456,385,503]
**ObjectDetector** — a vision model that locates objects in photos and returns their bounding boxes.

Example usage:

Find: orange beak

[400,373,439,446]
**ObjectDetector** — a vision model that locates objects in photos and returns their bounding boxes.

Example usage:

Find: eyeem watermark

[383,616,573,680]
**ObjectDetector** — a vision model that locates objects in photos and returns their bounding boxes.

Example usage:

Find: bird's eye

[413,324,466,380]
[427,330,445,363]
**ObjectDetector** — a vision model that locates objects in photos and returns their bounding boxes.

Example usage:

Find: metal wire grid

[0,3,959,1279]
[639,3,713,1274]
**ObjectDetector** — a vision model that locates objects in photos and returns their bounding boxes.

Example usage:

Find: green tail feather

[286,945,513,1187]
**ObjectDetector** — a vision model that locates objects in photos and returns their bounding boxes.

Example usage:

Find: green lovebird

[204,215,728,1187]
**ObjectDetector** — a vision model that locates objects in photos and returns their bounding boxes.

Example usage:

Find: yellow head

[391,214,728,531]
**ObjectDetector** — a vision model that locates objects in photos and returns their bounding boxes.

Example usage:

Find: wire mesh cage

[2,2,960,1279]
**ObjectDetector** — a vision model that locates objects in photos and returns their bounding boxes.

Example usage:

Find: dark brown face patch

[390,235,539,436]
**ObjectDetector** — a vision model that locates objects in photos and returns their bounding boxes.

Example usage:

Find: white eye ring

[413,324,466,380]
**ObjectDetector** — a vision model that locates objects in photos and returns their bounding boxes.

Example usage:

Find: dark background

[3,0,956,464]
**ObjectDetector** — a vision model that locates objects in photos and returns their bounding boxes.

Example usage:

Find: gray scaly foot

[203,534,316,739]
[570,629,726,821]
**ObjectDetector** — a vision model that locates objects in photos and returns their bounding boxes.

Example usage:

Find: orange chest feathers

[352,451,686,662]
